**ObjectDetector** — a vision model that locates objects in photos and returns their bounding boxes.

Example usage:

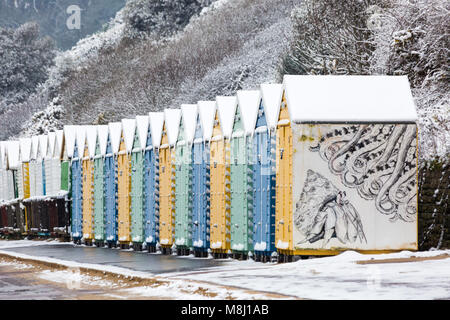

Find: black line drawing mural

[310,124,417,222]
[295,170,367,247]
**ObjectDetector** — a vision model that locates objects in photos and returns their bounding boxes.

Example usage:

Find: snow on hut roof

[135,115,150,150]
[149,112,164,148]
[55,130,64,159]
[47,132,56,159]
[86,125,98,158]
[6,141,20,169]
[63,125,78,158]
[180,104,198,143]
[121,119,136,153]
[198,101,216,141]
[38,135,48,160]
[260,83,283,129]
[237,90,261,135]
[108,122,122,154]
[164,109,182,146]
[19,138,32,162]
[0,141,6,169]
[282,75,418,123]
[97,125,109,156]
[76,126,87,158]
[31,136,39,160]
[216,96,238,139]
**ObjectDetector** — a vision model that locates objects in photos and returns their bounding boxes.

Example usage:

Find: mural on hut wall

[293,123,418,249]
[294,169,367,247]
[310,123,417,222]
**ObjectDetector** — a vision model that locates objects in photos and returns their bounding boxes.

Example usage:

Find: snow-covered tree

[123,0,216,39]
[280,0,449,161]
[0,22,55,108]
[279,0,384,76]
[368,0,449,160]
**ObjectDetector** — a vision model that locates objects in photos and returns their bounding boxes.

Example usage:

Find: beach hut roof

[55,130,64,159]
[108,122,122,154]
[0,142,7,169]
[38,135,48,159]
[135,115,150,150]
[76,126,87,158]
[236,90,261,135]
[97,125,109,156]
[180,104,198,143]
[198,101,216,141]
[164,109,182,146]
[260,83,283,129]
[63,126,78,158]
[282,75,418,123]
[86,125,98,158]
[6,140,20,169]
[216,96,238,139]
[121,119,136,153]
[19,138,32,163]
[47,132,56,159]
[148,112,164,148]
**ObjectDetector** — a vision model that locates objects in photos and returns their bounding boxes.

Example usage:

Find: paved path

[1,244,232,274]
[0,264,115,300]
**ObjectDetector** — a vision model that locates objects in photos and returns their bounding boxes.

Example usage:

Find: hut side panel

[291,123,418,252]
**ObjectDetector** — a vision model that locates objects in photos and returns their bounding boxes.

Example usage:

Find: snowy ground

[170,250,450,300]
[1,240,449,299]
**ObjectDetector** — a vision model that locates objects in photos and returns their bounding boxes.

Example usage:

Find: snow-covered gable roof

[108,122,122,154]
[216,96,238,139]
[31,136,39,160]
[198,101,216,141]
[63,126,78,158]
[19,138,32,163]
[121,119,136,153]
[283,75,418,123]
[97,125,109,156]
[260,83,283,129]
[148,112,164,148]
[0,141,7,169]
[76,126,87,158]
[164,109,182,146]
[135,115,150,150]
[37,135,48,160]
[6,141,20,169]
[55,130,64,159]
[236,90,261,136]
[47,132,56,159]
[180,104,198,143]
[86,125,98,158]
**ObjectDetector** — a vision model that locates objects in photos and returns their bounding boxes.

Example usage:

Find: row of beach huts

[0,75,420,262]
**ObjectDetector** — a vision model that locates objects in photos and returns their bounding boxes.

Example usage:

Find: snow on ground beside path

[38,270,123,289]
[0,249,286,300]
[119,280,288,300]
[0,248,158,279]
[170,250,450,300]
[0,240,67,249]
[2,241,449,299]
[0,259,34,270]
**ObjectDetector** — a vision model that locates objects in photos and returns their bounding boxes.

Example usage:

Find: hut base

[232,252,248,261]
[107,241,118,249]
[254,252,276,263]
[95,240,105,247]
[211,250,229,259]
[119,243,130,250]
[193,250,209,258]
[176,247,191,256]
[160,246,172,255]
